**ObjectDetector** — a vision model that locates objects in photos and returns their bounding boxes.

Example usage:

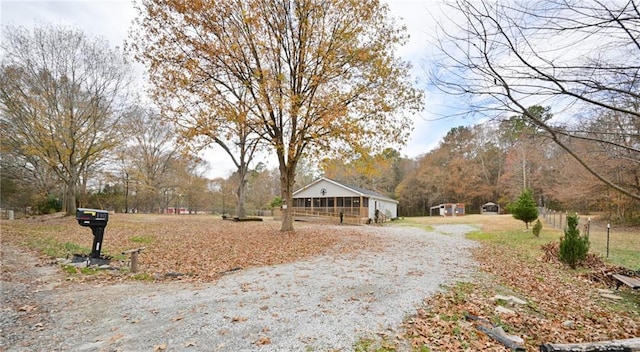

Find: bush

[559,214,589,269]
[532,219,542,237]
[270,196,283,209]
[35,195,62,214]
[506,188,538,229]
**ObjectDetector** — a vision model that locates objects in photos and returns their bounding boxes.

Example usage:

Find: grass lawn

[399,214,640,351]
[399,214,639,269]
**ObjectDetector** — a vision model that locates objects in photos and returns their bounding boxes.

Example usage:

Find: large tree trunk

[279,164,295,232]
[236,178,247,219]
[65,178,77,215]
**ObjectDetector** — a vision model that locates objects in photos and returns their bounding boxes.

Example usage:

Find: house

[430,203,465,216]
[291,177,398,223]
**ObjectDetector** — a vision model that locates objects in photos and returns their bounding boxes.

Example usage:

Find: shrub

[559,214,589,269]
[35,195,62,214]
[506,188,538,229]
[532,219,542,237]
[270,196,283,209]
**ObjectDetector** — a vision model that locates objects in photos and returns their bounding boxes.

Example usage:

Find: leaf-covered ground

[1,213,376,283]
[404,242,640,351]
[2,213,639,351]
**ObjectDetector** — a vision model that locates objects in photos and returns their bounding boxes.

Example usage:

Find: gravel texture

[1,224,478,351]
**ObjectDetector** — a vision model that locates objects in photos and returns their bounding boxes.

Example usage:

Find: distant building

[165,207,187,215]
[481,202,500,215]
[430,203,465,216]
[291,177,398,223]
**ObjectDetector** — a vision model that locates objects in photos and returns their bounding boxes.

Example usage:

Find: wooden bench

[611,274,640,290]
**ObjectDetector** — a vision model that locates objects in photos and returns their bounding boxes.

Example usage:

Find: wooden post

[606,223,610,258]
[131,251,140,273]
[122,247,145,273]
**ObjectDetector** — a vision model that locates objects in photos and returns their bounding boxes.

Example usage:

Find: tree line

[2,0,638,226]
[332,106,638,222]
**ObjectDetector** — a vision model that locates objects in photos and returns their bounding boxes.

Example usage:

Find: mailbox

[76,208,109,260]
[77,208,109,227]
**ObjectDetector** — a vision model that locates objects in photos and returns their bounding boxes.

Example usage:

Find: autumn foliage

[129,0,423,231]
[2,213,639,350]
[1,214,373,282]
[405,244,639,351]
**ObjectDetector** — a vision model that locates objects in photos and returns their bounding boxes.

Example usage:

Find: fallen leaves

[2,214,376,284]
[17,305,38,312]
[231,316,248,323]
[153,343,167,351]
[254,336,271,345]
[109,333,124,344]
[404,243,640,351]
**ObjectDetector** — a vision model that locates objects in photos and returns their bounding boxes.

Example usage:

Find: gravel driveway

[2,224,478,351]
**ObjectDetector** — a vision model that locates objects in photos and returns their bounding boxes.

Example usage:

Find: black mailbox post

[76,208,109,259]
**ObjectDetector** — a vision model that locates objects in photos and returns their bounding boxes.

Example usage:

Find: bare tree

[130,0,423,231]
[118,105,177,213]
[172,97,262,219]
[0,24,132,214]
[430,0,640,200]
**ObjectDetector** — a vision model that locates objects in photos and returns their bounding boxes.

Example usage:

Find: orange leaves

[131,0,422,175]
[17,305,38,312]
[2,213,369,285]
[254,336,271,345]
[405,243,640,351]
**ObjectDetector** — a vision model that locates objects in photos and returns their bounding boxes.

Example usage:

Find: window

[363,197,369,207]
[337,197,344,207]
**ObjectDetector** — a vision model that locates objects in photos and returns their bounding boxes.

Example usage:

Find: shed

[291,177,398,222]
[430,203,465,217]
[481,202,500,215]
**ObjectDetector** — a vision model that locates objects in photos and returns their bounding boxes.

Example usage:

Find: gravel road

[1,224,478,351]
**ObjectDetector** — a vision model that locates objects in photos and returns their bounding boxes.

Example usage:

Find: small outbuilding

[291,177,398,223]
[481,202,500,215]
[430,203,465,217]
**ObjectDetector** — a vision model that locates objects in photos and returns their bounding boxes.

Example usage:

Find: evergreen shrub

[559,214,589,269]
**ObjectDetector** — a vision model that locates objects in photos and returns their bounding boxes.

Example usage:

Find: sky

[1,0,474,179]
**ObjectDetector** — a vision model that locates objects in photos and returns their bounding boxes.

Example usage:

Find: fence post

[585,217,590,239]
[606,223,610,259]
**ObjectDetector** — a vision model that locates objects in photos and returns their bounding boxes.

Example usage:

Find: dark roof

[330,178,392,200]
[292,177,398,203]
